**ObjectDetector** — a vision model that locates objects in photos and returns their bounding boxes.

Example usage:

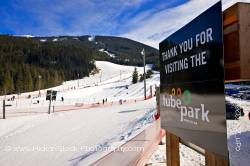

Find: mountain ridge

[0,35,159,95]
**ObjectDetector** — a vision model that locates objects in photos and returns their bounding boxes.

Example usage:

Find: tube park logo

[161,88,210,125]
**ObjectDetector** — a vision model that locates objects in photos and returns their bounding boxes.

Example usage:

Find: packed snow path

[0,61,159,165]
[0,98,157,166]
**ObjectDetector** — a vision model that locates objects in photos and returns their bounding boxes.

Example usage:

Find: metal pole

[38,75,41,97]
[77,73,80,88]
[3,100,5,119]
[48,93,52,114]
[142,49,147,100]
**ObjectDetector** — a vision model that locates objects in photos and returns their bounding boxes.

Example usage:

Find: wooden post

[166,131,180,166]
[3,100,5,119]
[205,151,229,166]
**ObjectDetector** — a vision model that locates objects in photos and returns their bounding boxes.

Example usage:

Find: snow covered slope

[0,99,157,166]
[99,49,116,58]
[0,61,159,165]
[0,61,159,117]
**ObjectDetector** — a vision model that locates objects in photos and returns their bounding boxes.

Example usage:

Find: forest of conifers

[0,36,96,95]
[0,35,159,95]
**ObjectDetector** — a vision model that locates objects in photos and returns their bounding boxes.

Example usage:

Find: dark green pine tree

[15,70,24,93]
[0,35,99,95]
[26,70,34,91]
[3,71,14,94]
[132,67,138,84]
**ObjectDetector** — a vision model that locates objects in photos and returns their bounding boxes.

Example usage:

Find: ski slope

[0,61,159,166]
[1,61,249,165]
[0,61,159,117]
[0,99,157,166]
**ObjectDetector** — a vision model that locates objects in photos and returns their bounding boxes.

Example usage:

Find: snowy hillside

[99,49,116,58]
[0,61,159,117]
[0,61,159,165]
[1,61,249,165]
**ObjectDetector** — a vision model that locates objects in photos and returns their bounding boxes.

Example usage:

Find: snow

[0,61,159,165]
[16,35,34,38]
[0,61,159,117]
[179,144,205,166]
[226,96,250,166]
[147,138,166,165]
[1,61,249,165]
[0,99,157,166]
[147,136,205,166]
[148,96,250,166]
[40,39,47,42]
[99,49,116,58]
[88,36,95,42]
[53,38,58,42]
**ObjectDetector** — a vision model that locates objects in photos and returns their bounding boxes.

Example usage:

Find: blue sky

[0,0,247,48]
[0,0,187,35]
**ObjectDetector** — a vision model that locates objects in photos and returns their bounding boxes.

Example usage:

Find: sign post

[166,131,180,166]
[141,48,147,100]
[159,1,228,165]
[46,90,57,114]
[3,100,5,119]
[48,93,52,114]
[205,151,229,166]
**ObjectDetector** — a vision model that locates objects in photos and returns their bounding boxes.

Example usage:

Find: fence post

[3,100,6,119]
[166,131,180,166]
[150,85,153,98]
[205,150,229,166]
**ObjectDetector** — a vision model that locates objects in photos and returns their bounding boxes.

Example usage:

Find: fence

[1,94,155,119]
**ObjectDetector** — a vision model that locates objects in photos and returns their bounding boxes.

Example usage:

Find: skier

[103,99,105,105]
[61,97,64,102]
[248,112,250,120]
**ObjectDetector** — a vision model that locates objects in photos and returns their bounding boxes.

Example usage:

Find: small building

[224,2,250,81]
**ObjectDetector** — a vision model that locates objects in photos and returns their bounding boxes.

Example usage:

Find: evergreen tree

[0,35,96,95]
[26,70,34,91]
[146,69,153,78]
[139,74,144,82]
[15,70,23,93]
[3,71,14,94]
[132,67,138,84]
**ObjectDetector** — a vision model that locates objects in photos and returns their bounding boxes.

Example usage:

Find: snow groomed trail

[0,99,157,166]
[0,61,160,166]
